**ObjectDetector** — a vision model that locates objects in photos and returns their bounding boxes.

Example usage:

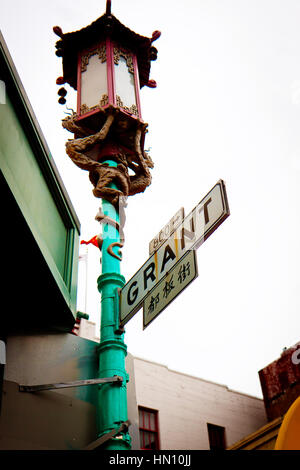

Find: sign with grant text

[119,179,230,327]
[149,207,185,256]
[143,250,198,329]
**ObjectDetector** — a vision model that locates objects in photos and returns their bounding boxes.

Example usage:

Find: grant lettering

[161,244,176,273]
[181,215,195,250]
[127,281,138,305]
[144,262,156,289]
[198,197,212,224]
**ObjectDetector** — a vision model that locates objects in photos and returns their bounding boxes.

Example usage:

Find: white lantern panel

[81,53,107,110]
[114,55,137,112]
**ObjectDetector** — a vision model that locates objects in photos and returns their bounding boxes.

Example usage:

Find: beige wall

[0,334,140,450]
[134,357,267,450]
[0,334,99,449]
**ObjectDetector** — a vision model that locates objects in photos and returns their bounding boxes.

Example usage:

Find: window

[138,406,160,450]
[207,423,226,450]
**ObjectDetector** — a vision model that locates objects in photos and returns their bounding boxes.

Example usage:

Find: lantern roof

[54,8,160,91]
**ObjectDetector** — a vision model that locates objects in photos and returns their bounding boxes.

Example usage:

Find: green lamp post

[53,0,159,450]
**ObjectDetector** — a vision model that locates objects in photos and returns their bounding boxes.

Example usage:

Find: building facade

[132,357,266,450]
[0,330,268,451]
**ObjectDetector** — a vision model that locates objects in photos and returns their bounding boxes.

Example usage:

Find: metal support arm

[84,420,131,450]
[19,375,123,392]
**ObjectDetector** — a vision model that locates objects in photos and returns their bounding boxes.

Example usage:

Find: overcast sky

[2,0,300,398]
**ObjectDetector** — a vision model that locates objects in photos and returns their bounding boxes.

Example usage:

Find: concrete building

[1,330,268,450]
[133,357,266,450]
[73,318,267,450]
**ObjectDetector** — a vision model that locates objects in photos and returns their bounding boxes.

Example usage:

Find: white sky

[1,0,300,398]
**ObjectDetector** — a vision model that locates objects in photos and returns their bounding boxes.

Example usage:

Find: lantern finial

[106,0,112,15]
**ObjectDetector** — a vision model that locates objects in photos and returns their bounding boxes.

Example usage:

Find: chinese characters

[147,260,193,317]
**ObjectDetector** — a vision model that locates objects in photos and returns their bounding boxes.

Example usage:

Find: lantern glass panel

[80,52,107,110]
[114,54,137,113]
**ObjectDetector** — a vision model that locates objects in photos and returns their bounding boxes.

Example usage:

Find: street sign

[149,207,185,256]
[119,179,229,327]
[143,250,198,329]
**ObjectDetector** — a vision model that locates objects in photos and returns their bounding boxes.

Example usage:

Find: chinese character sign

[143,250,198,329]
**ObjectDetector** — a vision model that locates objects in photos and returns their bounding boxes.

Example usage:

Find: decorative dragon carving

[62,106,154,207]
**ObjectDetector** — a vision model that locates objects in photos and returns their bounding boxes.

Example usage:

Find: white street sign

[149,207,185,256]
[143,250,198,329]
[119,179,229,327]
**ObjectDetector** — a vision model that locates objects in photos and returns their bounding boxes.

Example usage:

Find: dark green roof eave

[0,30,81,234]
